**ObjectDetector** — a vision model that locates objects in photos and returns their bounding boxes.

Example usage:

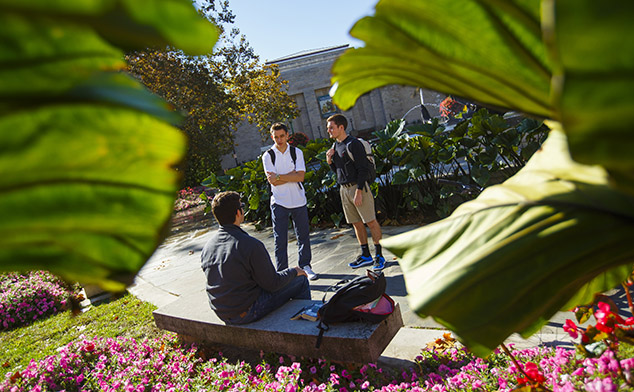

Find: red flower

[524,362,546,384]
[563,319,579,339]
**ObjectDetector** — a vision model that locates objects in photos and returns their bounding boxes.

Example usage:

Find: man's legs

[290,205,312,269]
[235,276,311,324]
[345,186,385,270]
[271,203,290,270]
[366,219,385,270]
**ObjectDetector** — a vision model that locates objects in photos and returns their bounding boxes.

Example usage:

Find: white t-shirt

[262,144,307,209]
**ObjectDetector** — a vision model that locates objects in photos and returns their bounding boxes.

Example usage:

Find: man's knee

[366,219,380,228]
[295,276,311,299]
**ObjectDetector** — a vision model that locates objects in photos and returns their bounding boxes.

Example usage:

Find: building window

[315,87,338,118]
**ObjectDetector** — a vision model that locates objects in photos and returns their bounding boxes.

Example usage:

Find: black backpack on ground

[315,270,394,348]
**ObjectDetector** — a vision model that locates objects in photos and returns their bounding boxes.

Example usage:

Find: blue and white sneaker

[348,255,374,269]
[372,255,386,271]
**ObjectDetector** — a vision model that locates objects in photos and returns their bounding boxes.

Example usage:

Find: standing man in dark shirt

[325,114,385,271]
[201,191,310,325]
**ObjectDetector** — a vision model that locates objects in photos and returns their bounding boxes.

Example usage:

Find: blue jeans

[228,276,311,325]
[271,204,311,270]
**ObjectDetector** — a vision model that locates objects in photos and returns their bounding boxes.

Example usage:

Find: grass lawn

[0,294,163,374]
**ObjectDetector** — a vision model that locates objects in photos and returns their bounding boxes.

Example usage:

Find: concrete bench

[153,289,404,363]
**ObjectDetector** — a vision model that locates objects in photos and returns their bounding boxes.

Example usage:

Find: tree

[125,1,298,186]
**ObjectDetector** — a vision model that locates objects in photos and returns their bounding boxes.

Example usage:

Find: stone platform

[153,288,404,363]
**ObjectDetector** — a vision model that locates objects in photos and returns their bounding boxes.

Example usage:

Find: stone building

[221,44,446,169]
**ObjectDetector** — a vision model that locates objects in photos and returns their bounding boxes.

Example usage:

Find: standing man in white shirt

[262,123,317,280]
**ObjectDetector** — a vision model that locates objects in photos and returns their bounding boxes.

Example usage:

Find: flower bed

[174,186,213,213]
[3,272,634,391]
[0,271,80,331]
[3,333,634,391]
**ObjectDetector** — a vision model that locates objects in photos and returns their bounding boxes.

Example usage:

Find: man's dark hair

[270,122,289,134]
[327,114,347,130]
[211,191,241,225]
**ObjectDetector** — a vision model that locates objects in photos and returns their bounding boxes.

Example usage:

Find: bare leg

[351,221,368,245]
[366,219,383,244]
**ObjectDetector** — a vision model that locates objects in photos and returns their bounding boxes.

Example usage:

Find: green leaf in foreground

[331,0,552,119]
[382,128,634,356]
[331,0,634,194]
[0,105,185,291]
[0,0,218,290]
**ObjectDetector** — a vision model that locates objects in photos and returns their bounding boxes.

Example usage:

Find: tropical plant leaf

[331,0,634,193]
[549,0,634,187]
[0,0,219,55]
[331,0,552,119]
[382,129,634,356]
[0,0,218,291]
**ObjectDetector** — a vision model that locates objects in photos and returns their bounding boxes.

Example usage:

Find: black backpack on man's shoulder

[333,137,377,186]
[315,270,394,348]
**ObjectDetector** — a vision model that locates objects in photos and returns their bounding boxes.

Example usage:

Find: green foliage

[384,130,634,356]
[331,0,634,356]
[0,0,218,291]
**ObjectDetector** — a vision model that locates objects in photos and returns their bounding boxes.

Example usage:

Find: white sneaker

[303,266,318,281]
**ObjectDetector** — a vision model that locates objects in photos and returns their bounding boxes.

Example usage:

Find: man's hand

[266,171,281,185]
[354,189,363,206]
[294,266,307,277]
[326,148,334,165]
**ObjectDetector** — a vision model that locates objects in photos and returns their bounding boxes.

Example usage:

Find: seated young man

[201,191,310,324]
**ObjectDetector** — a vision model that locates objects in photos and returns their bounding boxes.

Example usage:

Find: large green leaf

[331,0,552,119]
[0,0,217,290]
[382,128,634,356]
[551,0,634,184]
[331,0,634,192]
[333,0,634,355]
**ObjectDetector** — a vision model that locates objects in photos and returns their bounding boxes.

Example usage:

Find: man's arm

[266,147,306,185]
[350,140,369,190]
[249,240,302,292]
[267,170,305,186]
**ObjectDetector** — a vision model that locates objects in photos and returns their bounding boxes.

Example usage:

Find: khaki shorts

[340,184,376,224]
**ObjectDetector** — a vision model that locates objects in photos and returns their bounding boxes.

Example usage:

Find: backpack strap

[289,145,297,168]
[316,321,329,348]
[267,146,303,190]
[321,278,352,303]
[289,146,303,190]
[267,148,276,166]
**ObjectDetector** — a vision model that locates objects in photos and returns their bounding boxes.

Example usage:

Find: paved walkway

[127,210,615,366]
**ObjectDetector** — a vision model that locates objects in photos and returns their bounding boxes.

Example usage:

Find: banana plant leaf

[381,128,634,356]
[0,0,218,291]
[330,0,634,193]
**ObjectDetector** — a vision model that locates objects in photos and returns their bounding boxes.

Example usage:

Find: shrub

[288,132,310,147]
[0,271,81,330]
